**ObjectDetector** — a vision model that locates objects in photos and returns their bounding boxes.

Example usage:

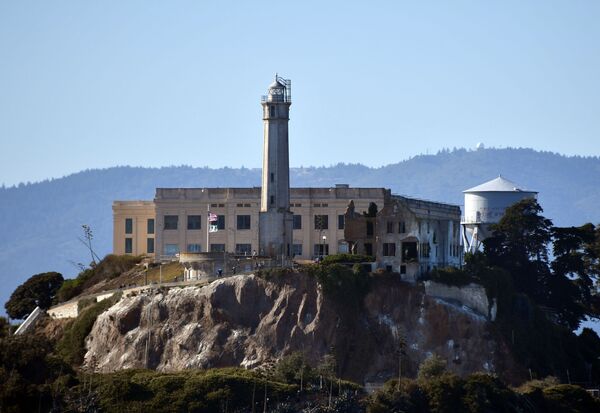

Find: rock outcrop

[84,273,519,383]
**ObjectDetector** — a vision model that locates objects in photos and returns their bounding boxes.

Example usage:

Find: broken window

[402,242,418,262]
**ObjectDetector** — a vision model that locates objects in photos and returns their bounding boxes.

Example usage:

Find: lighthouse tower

[259,75,293,257]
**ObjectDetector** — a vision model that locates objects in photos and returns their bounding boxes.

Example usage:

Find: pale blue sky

[1,1,599,186]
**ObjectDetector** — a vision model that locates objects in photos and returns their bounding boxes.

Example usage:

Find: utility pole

[397,330,407,392]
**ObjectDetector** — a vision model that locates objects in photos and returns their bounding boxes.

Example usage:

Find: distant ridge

[1,147,600,313]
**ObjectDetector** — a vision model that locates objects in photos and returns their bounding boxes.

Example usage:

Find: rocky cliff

[84,273,520,383]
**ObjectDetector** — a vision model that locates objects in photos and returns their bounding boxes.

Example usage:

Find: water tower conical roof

[463,176,537,193]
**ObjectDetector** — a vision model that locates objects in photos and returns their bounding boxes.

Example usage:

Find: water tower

[461,176,537,253]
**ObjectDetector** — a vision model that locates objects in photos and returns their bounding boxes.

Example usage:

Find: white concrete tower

[259,75,293,257]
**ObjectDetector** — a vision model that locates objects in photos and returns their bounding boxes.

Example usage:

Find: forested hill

[1,147,600,312]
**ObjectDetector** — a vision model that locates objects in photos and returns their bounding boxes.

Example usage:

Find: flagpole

[207,204,210,254]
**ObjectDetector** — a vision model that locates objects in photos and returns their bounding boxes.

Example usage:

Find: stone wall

[424,281,496,321]
[47,300,79,319]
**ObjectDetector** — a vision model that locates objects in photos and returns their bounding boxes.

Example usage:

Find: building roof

[463,176,537,193]
[268,79,285,89]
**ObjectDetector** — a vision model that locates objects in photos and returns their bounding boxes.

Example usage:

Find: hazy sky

[1,1,599,186]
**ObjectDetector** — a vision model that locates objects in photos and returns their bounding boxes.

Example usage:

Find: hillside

[1,147,600,312]
[84,273,519,383]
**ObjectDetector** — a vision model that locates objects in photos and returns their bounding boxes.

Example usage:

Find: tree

[273,352,313,386]
[0,317,9,338]
[553,224,600,317]
[417,354,447,382]
[5,272,64,319]
[484,198,553,303]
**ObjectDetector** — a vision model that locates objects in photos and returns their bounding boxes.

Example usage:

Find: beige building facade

[112,201,156,257]
[113,186,386,261]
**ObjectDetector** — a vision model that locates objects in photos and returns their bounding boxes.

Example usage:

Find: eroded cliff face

[84,274,519,383]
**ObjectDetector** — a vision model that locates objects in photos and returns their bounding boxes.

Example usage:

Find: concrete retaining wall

[424,281,496,321]
[47,278,215,319]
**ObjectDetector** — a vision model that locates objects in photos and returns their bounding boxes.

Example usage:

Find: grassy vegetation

[145,262,184,283]
[255,266,296,281]
[368,372,600,413]
[308,262,370,309]
[321,253,375,265]
[57,254,143,302]
[85,368,298,413]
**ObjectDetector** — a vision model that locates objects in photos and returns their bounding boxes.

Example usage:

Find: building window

[125,218,133,234]
[313,243,329,257]
[314,215,328,230]
[217,215,225,230]
[270,173,274,183]
[366,221,374,236]
[187,215,202,230]
[338,215,345,230]
[398,221,406,233]
[383,243,396,257]
[236,244,252,255]
[165,244,179,256]
[293,215,302,230]
[364,243,373,256]
[164,215,178,230]
[292,244,303,256]
[125,238,132,253]
[386,221,394,234]
[147,219,155,234]
[147,238,154,254]
[187,243,201,253]
[210,244,225,252]
[237,215,251,230]
[270,195,274,205]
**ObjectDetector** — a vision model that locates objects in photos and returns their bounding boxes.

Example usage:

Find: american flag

[208,212,218,222]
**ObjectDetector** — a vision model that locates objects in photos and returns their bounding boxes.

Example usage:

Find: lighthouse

[259,75,293,257]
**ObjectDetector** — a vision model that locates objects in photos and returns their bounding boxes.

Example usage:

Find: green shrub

[417,354,447,382]
[543,384,600,413]
[321,253,375,265]
[0,334,74,412]
[56,278,83,303]
[311,263,370,307]
[77,296,98,313]
[255,266,294,280]
[462,373,519,413]
[429,267,474,287]
[57,293,121,366]
[420,373,465,413]
[273,352,314,385]
[57,254,142,302]
[87,368,297,413]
